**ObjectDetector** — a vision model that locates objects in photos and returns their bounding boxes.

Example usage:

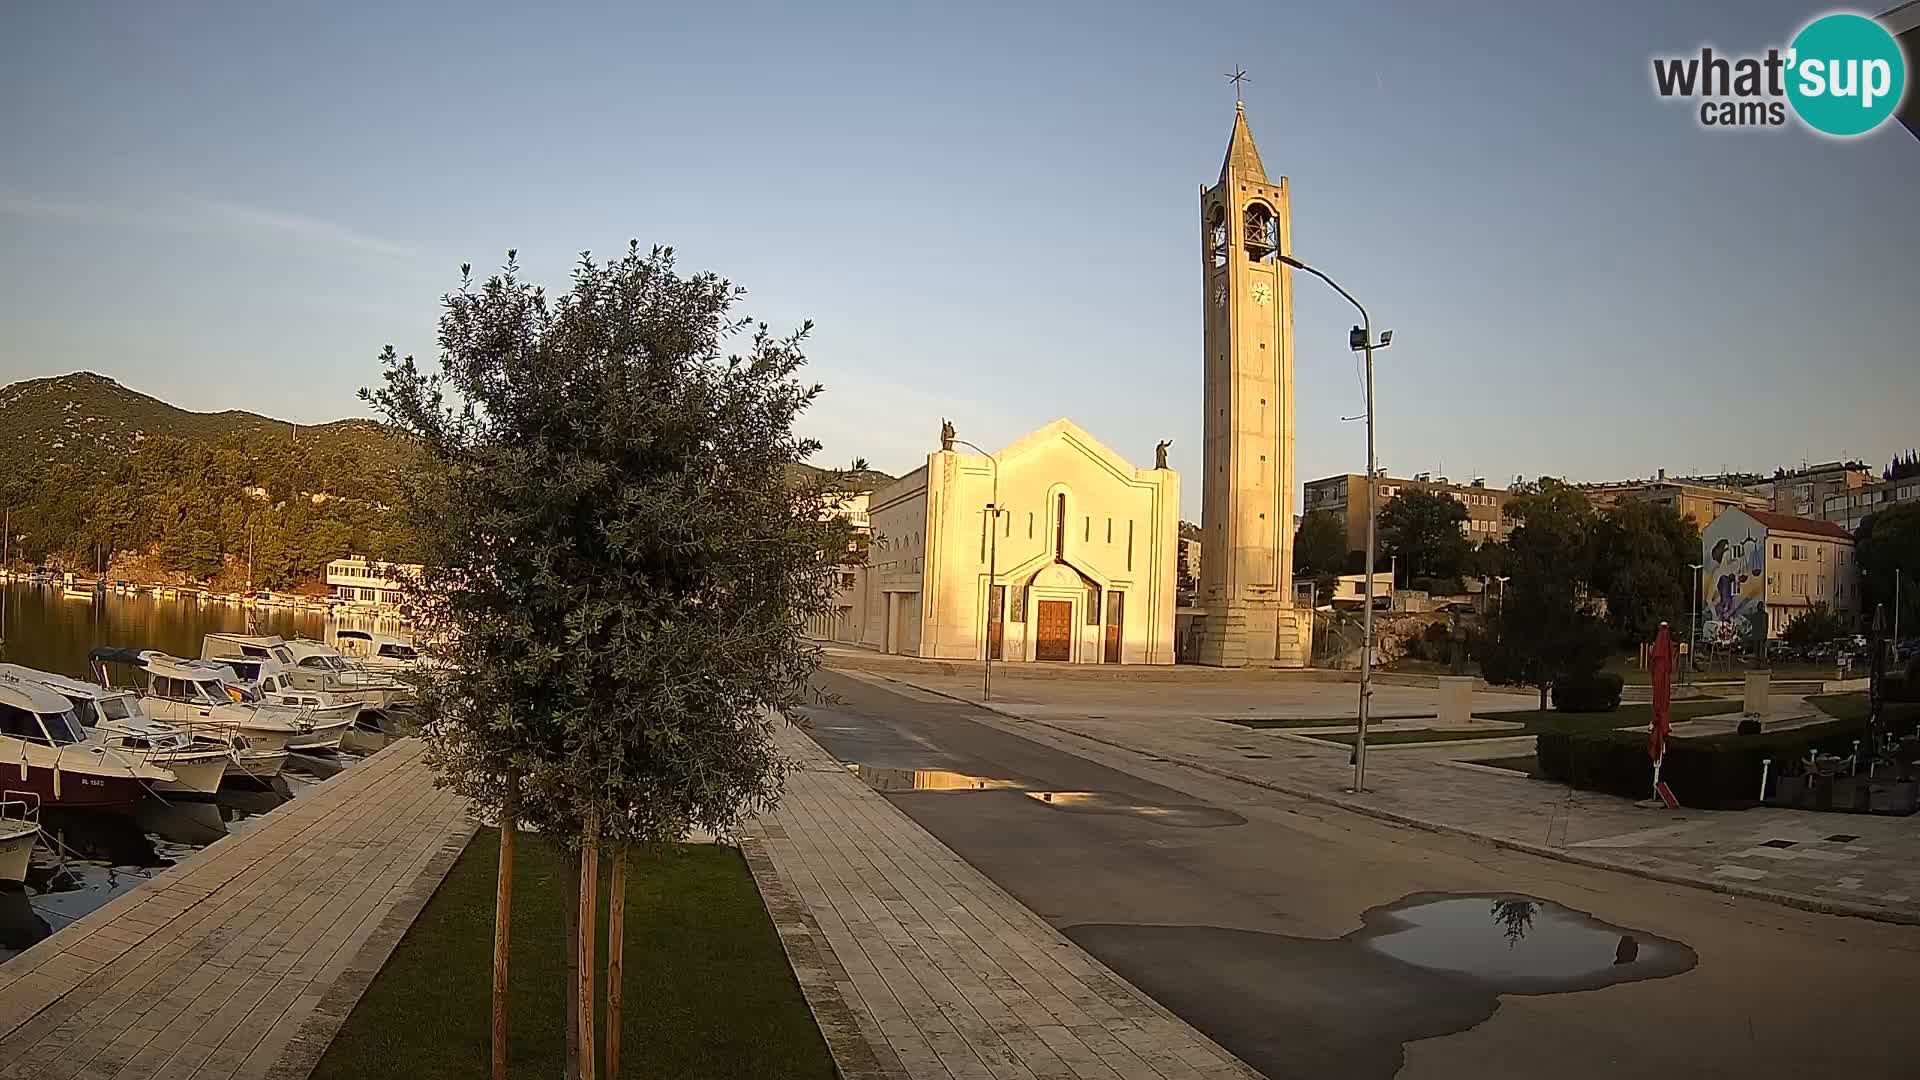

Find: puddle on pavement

[1021,791,1245,828]
[1066,894,1696,1080]
[1354,893,1693,991]
[845,765,1244,827]
[845,765,1023,792]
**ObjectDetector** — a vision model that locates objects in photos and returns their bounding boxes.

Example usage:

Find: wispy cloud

[0,189,422,260]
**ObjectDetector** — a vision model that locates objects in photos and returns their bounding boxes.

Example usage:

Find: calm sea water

[0,582,408,678]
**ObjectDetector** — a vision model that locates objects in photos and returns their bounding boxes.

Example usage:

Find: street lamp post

[953,438,1005,701]
[1688,562,1702,685]
[1278,253,1390,793]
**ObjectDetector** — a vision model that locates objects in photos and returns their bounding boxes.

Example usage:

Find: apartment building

[1301,472,1509,552]
[1584,470,1773,529]
[1700,508,1858,645]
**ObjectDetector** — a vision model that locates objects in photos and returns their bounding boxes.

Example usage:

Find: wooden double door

[1034,600,1073,662]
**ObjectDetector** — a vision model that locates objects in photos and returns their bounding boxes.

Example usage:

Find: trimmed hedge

[1551,670,1624,712]
[1536,720,1867,809]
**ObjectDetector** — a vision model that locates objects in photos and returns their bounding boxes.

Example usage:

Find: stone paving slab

[840,666,1920,926]
[0,739,474,1080]
[747,721,1259,1080]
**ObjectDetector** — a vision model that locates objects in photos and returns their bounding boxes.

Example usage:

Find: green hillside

[0,372,421,585]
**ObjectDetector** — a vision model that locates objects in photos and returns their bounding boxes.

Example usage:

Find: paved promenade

[0,740,473,1080]
[747,722,1257,1080]
[834,663,1920,925]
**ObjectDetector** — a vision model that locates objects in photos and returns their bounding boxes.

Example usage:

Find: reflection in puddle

[846,765,1245,827]
[846,765,1021,792]
[1022,791,1247,828]
[1356,894,1693,990]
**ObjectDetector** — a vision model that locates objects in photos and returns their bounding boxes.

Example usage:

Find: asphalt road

[804,670,1920,1080]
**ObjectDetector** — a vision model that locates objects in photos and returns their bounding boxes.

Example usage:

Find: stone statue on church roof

[1155,439,1172,470]
[940,418,955,452]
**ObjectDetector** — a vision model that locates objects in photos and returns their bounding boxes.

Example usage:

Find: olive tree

[365,243,857,1079]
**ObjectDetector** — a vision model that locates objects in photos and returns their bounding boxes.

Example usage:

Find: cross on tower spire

[1224,66,1249,107]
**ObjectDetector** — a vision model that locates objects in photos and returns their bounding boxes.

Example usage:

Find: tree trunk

[565,847,580,1080]
[605,849,626,1079]
[1539,682,1549,710]
[491,782,517,1080]
[578,815,600,1080]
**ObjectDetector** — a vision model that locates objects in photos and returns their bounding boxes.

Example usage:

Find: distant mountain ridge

[0,371,410,479]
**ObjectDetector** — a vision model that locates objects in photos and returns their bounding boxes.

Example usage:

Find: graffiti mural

[1701,511,1766,650]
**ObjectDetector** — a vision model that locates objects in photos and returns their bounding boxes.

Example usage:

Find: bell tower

[1192,100,1299,667]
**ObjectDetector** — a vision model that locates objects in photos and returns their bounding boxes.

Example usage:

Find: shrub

[1550,670,1624,712]
[1535,720,1867,809]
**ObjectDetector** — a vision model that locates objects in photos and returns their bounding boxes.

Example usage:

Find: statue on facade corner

[940,418,955,452]
[1155,439,1172,470]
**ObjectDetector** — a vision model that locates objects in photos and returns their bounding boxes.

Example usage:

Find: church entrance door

[1035,601,1073,662]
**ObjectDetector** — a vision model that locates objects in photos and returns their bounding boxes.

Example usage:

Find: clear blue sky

[2,1,1914,518]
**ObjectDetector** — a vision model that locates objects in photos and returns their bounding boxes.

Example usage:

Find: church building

[843,419,1180,665]
[825,97,1310,667]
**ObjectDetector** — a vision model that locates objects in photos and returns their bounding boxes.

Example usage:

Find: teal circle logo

[1787,12,1907,136]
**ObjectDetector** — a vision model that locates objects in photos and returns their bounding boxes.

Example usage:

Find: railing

[1,789,39,825]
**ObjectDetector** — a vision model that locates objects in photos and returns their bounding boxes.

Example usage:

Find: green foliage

[1590,501,1700,645]
[1856,502,1920,631]
[4,425,415,584]
[1535,721,1868,809]
[1292,510,1347,574]
[1377,489,1470,583]
[1782,602,1848,647]
[1480,478,1608,705]
[1549,669,1624,712]
[365,243,857,849]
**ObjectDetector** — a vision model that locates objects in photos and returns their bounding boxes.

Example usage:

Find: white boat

[0,792,39,884]
[217,634,408,710]
[331,630,421,676]
[0,665,231,796]
[205,656,358,752]
[88,649,299,777]
[0,675,176,809]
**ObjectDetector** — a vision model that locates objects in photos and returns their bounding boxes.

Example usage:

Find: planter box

[1868,780,1919,816]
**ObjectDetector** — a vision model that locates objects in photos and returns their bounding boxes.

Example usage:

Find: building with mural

[1700,509,1858,646]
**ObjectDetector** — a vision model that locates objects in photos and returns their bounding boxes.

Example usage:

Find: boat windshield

[300,655,347,673]
[270,646,296,665]
[38,709,87,746]
[377,644,418,661]
[58,695,102,728]
[99,695,139,722]
[194,679,234,705]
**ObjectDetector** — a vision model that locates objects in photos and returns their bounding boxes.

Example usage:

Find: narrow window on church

[1106,518,1112,543]
[1127,521,1134,570]
[1055,494,1066,561]
[1086,584,1101,625]
[1028,512,1034,539]
[1084,516,1091,542]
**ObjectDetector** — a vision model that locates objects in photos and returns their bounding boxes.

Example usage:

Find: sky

[1,1,1915,520]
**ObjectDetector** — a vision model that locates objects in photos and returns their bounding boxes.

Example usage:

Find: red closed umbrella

[1648,623,1676,807]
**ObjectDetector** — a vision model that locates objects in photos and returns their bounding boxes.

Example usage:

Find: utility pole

[1278,253,1391,793]
[953,438,1004,701]
[1897,569,1903,644]
[1688,562,1702,686]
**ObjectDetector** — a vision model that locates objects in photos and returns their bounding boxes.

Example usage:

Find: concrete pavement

[798,669,1920,1080]
[835,660,1920,924]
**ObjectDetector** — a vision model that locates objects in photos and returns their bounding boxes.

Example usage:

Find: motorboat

[0,673,176,809]
[0,791,39,884]
[331,630,420,675]
[205,656,357,752]
[88,649,298,778]
[281,637,409,709]
[0,665,231,797]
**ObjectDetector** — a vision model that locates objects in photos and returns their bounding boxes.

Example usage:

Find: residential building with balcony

[1301,472,1509,553]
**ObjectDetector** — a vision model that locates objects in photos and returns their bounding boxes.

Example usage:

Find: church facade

[842,419,1179,665]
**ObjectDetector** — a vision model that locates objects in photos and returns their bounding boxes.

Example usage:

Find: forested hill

[0,372,421,585]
